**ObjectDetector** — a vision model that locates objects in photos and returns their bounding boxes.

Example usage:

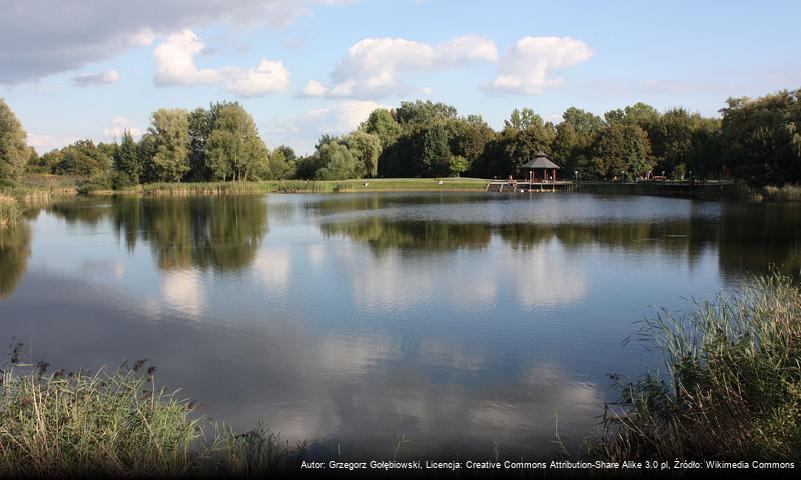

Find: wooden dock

[486,180,574,192]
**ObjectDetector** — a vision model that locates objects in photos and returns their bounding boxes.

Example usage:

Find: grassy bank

[121,177,491,196]
[0,354,294,478]
[597,272,801,460]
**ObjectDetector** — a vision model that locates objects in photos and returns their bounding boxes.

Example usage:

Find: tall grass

[0,351,293,477]
[597,272,801,460]
[0,194,21,229]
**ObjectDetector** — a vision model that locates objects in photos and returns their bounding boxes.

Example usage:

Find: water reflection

[0,223,31,298]
[46,197,269,272]
[2,193,801,458]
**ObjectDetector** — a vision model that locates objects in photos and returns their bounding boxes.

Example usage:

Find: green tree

[589,123,654,179]
[0,98,29,179]
[720,89,801,185]
[54,140,111,176]
[204,103,268,181]
[421,122,452,177]
[344,130,382,177]
[396,100,458,125]
[504,107,544,131]
[314,141,357,180]
[113,130,142,187]
[362,109,402,149]
[447,117,495,176]
[146,109,190,182]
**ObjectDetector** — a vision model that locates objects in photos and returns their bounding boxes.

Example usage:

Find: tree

[344,130,382,177]
[590,124,654,179]
[0,98,29,179]
[204,104,268,181]
[421,122,452,177]
[504,108,544,131]
[396,100,458,125]
[447,117,495,175]
[54,140,111,176]
[552,107,604,173]
[314,141,357,180]
[113,130,142,187]
[362,109,402,149]
[146,109,190,182]
[720,89,801,185]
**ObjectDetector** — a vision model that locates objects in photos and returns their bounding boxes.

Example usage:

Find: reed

[0,194,21,229]
[0,353,291,477]
[596,271,801,460]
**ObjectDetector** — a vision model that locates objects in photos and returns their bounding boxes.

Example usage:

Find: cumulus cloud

[301,80,327,97]
[153,30,289,96]
[71,69,120,87]
[298,100,384,134]
[313,35,498,99]
[103,116,143,140]
[0,0,312,84]
[485,36,592,95]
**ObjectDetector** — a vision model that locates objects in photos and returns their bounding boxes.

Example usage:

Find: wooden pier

[486,180,574,192]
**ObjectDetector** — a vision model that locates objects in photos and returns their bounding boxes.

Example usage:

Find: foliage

[720,89,801,185]
[313,141,358,180]
[0,98,29,180]
[112,130,142,187]
[53,139,111,177]
[598,272,801,460]
[587,123,654,179]
[204,103,268,181]
[344,130,382,178]
[146,109,191,183]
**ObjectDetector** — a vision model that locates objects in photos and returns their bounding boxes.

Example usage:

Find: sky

[2,0,800,155]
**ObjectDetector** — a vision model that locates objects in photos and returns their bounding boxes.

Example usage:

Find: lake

[1,192,799,459]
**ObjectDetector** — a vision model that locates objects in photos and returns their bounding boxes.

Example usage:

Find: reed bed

[0,352,293,478]
[597,272,801,461]
[0,194,21,229]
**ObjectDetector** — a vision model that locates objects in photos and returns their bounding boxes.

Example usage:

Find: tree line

[1,88,800,187]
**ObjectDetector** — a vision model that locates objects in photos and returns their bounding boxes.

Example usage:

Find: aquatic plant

[0,350,292,477]
[597,271,801,460]
[0,194,20,228]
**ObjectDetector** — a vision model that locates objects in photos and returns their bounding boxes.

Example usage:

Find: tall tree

[146,109,190,182]
[204,103,268,181]
[589,124,654,179]
[362,108,402,149]
[344,130,382,177]
[0,98,29,179]
[113,130,142,186]
[396,100,458,125]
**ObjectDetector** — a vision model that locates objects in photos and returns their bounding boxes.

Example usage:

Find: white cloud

[0,0,318,84]
[485,36,592,95]
[316,35,498,99]
[26,132,80,152]
[71,69,120,87]
[298,100,384,133]
[153,30,289,97]
[103,116,143,140]
[301,80,327,97]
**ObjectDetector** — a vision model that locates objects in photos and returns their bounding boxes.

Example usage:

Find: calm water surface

[1,192,800,458]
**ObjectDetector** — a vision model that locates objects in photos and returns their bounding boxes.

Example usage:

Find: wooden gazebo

[521,151,560,183]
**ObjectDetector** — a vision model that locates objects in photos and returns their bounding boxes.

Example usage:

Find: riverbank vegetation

[2,89,800,196]
[0,352,294,477]
[597,272,801,460]
[0,193,20,229]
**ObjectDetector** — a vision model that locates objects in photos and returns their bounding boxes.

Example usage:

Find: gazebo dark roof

[521,151,560,169]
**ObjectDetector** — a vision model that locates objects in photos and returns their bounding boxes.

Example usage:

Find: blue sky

[1,0,799,155]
